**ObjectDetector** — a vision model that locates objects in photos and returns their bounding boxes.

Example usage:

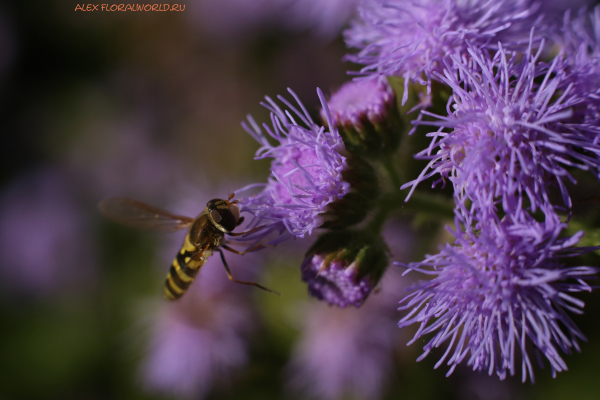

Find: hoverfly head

[207,196,241,232]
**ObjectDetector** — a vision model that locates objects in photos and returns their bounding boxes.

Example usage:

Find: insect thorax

[188,213,224,248]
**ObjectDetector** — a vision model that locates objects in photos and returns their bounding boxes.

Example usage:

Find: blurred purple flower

[554,6,600,135]
[69,110,178,200]
[401,41,600,219]
[285,0,360,40]
[0,169,95,297]
[140,251,257,399]
[239,88,350,238]
[288,269,406,400]
[345,0,541,104]
[301,254,373,308]
[185,0,284,43]
[395,212,599,382]
[186,0,359,43]
[287,221,414,399]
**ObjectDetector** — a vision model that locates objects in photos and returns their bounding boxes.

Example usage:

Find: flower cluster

[236,0,600,384]
[238,88,387,307]
[345,0,541,103]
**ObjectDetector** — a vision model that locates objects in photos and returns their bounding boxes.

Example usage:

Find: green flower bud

[301,230,389,307]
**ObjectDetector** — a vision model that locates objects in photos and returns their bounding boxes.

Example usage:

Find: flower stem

[366,190,455,234]
[382,155,402,189]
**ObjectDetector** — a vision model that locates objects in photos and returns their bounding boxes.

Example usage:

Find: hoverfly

[99,193,278,300]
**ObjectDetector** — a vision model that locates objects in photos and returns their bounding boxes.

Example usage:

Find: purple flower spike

[395,214,599,382]
[401,40,600,219]
[345,0,541,104]
[301,254,373,308]
[239,89,350,237]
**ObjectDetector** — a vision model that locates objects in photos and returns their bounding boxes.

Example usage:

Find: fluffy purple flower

[301,254,373,308]
[401,41,600,219]
[239,89,350,237]
[345,0,541,104]
[395,213,599,382]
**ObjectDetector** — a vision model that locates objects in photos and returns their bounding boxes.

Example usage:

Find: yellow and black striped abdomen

[163,236,212,300]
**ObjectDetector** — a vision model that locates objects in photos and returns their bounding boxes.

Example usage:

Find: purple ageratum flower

[239,89,350,237]
[345,0,542,104]
[301,254,373,308]
[401,40,600,219]
[395,213,599,382]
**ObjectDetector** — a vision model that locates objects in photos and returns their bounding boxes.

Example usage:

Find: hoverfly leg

[216,249,281,296]
[226,224,267,237]
[221,243,275,255]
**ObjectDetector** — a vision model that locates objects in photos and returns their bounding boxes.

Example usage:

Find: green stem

[382,155,402,189]
[366,190,455,234]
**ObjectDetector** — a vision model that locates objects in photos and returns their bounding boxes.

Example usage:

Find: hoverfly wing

[98,197,194,232]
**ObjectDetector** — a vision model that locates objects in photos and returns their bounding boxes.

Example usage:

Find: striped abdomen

[163,235,213,300]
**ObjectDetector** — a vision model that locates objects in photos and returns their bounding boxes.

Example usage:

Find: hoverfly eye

[210,209,222,223]
[229,205,240,222]
[214,208,237,232]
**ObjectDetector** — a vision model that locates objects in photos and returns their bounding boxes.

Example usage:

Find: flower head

[395,213,599,382]
[401,41,600,220]
[301,254,373,308]
[239,89,351,237]
[301,230,389,308]
[323,79,403,157]
[327,79,395,127]
[345,0,541,104]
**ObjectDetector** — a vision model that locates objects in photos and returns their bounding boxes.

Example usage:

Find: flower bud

[323,80,402,158]
[301,230,389,308]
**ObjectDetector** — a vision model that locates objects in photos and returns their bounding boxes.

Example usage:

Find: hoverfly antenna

[227,193,235,201]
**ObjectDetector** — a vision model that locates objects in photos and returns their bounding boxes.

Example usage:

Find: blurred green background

[1,1,600,400]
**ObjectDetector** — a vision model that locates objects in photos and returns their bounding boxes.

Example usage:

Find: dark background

[1,1,599,400]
